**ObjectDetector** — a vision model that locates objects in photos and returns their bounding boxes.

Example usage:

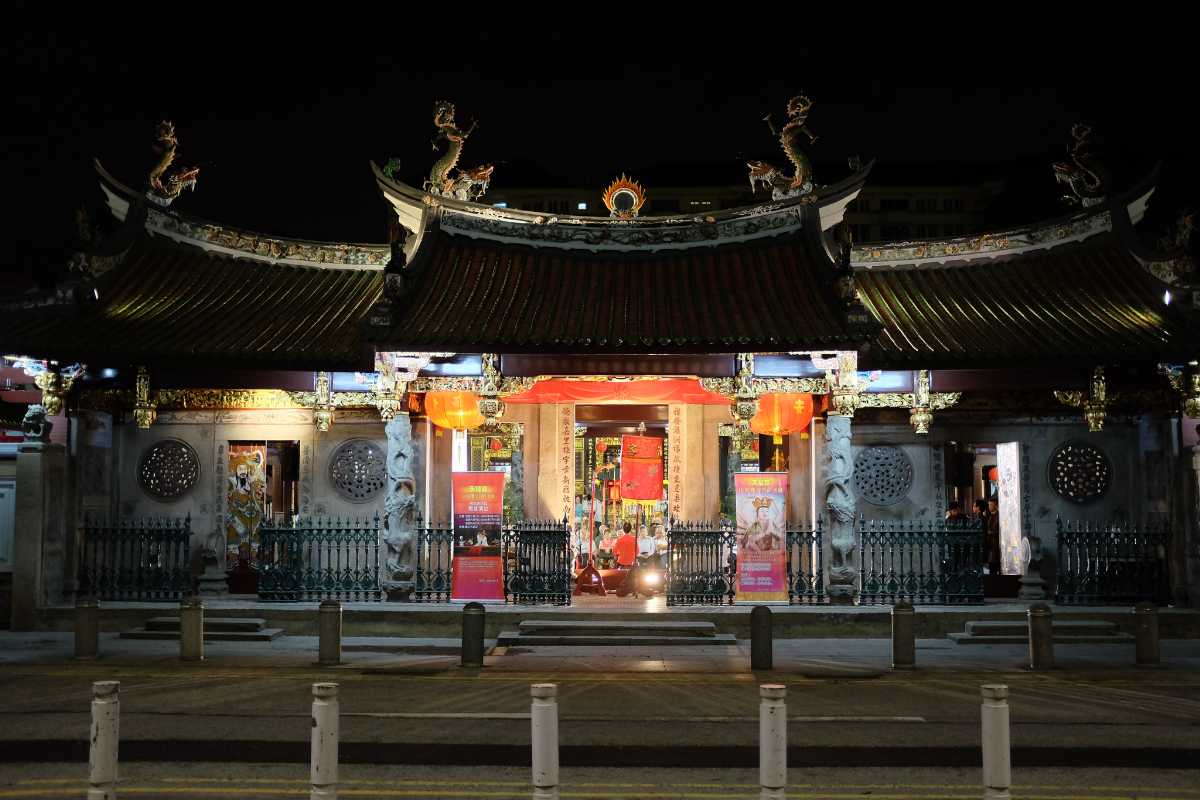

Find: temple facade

[2,107,1199,625]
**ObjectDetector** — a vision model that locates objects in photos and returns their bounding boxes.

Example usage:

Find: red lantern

[424,391,485,430]
[987,466,999,482]
[750,438,760,453]
[596,441,608,454]
[750,393,814,443]
[489,437,503,451]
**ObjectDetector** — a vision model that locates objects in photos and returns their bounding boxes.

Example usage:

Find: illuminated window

[492,202,507,208]
[577,202,587,211]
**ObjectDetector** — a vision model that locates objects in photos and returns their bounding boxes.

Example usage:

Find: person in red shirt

[614,521,638,568]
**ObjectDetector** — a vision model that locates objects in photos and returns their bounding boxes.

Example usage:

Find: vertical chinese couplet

[668,405,683,521]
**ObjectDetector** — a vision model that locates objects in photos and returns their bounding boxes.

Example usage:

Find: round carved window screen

[853,445,914,506]
[137,439,200,502]
[329,439,386,503]
[1048,441,1111,504]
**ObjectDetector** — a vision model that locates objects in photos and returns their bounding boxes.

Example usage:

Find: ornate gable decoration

[602,175,647,219]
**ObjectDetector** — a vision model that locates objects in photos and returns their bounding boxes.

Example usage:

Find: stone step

[948,632,1135,646]
[120,627,285,642]
[517,620,717,638]
[963,620,1120,638]
[497,631,737,647]
[144,617,268,633]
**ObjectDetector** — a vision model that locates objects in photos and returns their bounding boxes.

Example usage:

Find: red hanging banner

[620,434,663,501]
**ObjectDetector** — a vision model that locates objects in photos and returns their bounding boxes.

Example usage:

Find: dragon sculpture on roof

[748,94,819,201]
[146,121,199,207]
[1052,123,1108,207]
[426,101,495,202]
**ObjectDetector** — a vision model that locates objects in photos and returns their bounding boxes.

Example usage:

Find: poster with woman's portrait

[734,472,788,602]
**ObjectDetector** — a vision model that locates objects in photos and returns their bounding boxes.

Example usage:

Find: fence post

[759,683,787,800]
[751,605,773,670]
[88,681,119,800]
[980,684,1011,800]
[1026,601,1054,670]
[180,595,204,662]
[311,683,339,799]
[461,602,486,668]
[891,600,915,669]
[75,596,100,661]
[318,600,342,667]
[531,683,559,800]
[1134,601,1160,665]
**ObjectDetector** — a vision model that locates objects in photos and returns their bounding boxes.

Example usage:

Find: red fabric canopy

[504,378,730,405]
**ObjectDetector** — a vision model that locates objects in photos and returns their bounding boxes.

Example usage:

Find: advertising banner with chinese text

[734,472,788,602]
[451,471,506,601]
[620,434,664,501]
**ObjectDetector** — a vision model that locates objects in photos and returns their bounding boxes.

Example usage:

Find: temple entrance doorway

[572,404,668,599]
[945,441,1023,598]
[225,439,300,593]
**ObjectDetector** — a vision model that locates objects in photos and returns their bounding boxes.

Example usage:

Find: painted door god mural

[226,444,267,548]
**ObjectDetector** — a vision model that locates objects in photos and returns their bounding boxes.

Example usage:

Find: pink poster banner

[734,472,789,602]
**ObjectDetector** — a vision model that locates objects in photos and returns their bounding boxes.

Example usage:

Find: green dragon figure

[426,101,494,202]
[146,121,199,207]
[1052,123,1108,207]
[749,94,818,201]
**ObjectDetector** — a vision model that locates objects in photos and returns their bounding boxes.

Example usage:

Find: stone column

[382,412,416,599]
[1190,438,1200,608]
[822,352,860,604]
[12,436,68,629]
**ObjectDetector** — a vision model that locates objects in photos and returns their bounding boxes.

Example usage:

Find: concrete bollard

[980,684,1011,800]
[1134,601,1160,666]
[750,605,773,671]
[88,681,119,800]
[461,602,486,668]
[531,683,559,800]
[180,595,204,662]
[1026,602,1054,670]
[758,684,787,800]
[891,600,915,670]
[311,683,339,799]
[318,600,342,667]
[75,596,100,661]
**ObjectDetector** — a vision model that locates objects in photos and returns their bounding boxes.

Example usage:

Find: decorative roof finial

[748,93,818,202]
[426,101,494,202]
[602,175,647,219]
[146,121,199,207]
[1052,123,1108,208]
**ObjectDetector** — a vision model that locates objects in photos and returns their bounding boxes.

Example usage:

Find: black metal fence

[503,520,573,605]
[665,522,738,605]
[257,516,382,602]
[78,515,192,601]
[859,519,984,604]
[786,525,825,604]
[411,520,573,605]
[1055,518,1170,605]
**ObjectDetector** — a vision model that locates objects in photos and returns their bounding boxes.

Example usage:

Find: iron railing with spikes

[78,514,193,601]
[502,518,573,606]
[257,515,382,602]
[858,518,984,605]
[1055,518,1170,605]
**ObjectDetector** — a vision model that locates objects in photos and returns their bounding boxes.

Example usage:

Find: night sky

[6,15,1196,286]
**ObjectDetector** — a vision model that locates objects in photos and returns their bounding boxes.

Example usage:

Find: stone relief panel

[853,445,915,507]
[1047,441,1112,505]
[137,438,201,501]
[328,439,387,503]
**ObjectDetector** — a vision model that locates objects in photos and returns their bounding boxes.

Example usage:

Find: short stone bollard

[758,684,787,800]
[318,600,342,667]
[750,605,773,671]
[180,595,204,662]
[89,680,120,800]
[75,596,100,661]
[461,602,486,668]
[1026,601,1054,670]
[891,600,915,670]
[980,684,1011,800]
[531,683,559,800]
[1134,601,1160,666]
[311,683,339,799]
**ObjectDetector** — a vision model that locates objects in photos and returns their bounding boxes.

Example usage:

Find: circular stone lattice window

[328,439,386,503]
[853,445,914,506]
[137,439,200,502]
[1048,441,1112,504]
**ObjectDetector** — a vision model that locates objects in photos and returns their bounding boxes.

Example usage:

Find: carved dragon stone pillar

[382,411,416,599]
[822,351,860,604]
